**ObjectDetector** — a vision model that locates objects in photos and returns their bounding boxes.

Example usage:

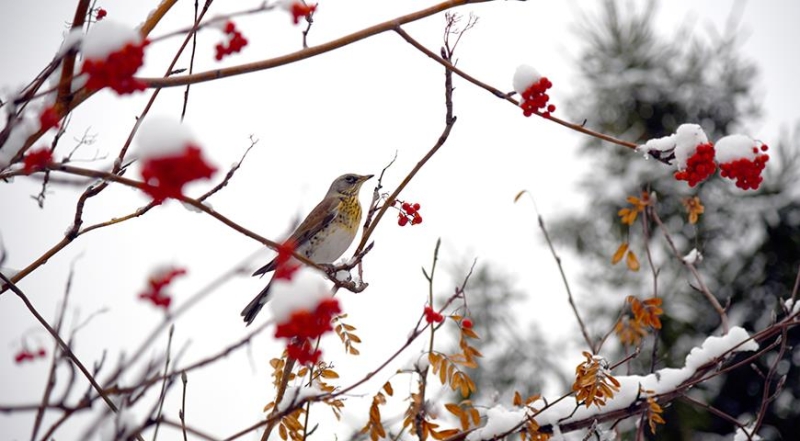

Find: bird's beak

[361,174,374,182]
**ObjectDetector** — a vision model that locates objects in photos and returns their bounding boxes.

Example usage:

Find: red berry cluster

[96,8,107,20]
[275,298,342,365]
[82,40,149,94]
[214,21,248,61]
[39,106,61,131]
[396,201,422,226]
[424,305,443,324]
[15,348,46,364]
[674,143,717,187]
[140,145,217,203]
[273,240,301,281]
[139,267,187,310]
[520,77,555,117]
[23,147,53,174]
[290,2,317,25]
[720,145,770,190]
[287,340,321,365]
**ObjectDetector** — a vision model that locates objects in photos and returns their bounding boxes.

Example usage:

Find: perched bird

[241,173,373,325]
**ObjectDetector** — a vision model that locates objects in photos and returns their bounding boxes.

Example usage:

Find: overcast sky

[1,1,799,439]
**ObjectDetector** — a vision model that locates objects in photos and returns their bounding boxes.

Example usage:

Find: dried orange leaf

[626,250,640,271]
[612,243,629,264]
[320,369,339,379]
[470,407,481,425]
[438,428,460,438]
[383,381,394,396]
[445,403,462,416]
[462,327,479,339]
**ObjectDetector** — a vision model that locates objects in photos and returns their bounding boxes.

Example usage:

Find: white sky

[1,0,799,439]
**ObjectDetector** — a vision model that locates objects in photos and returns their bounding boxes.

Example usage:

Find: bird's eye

[346,176,356,184]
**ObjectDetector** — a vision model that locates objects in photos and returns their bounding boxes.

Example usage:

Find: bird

[241,173,374,325]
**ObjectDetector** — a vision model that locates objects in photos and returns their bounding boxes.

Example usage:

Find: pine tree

[552,1,800,438]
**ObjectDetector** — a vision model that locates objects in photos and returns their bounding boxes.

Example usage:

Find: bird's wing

[289,196,338,246]
[252,196,338,277]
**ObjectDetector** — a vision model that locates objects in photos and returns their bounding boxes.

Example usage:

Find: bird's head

[328,173,373,196]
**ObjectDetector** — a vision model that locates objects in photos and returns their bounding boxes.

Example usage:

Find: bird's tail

[241,281,272,326]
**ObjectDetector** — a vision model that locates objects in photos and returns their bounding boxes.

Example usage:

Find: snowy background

[1,0,799,439]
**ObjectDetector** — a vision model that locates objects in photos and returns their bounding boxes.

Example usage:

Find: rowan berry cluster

[273,240,301,281]
[140,145,217,202]
[520,77,556,117]
[396,201,422,226]
[424,305,443,323]
[719,145,770,190]
[641,126,771,190]
[23,148,53,174]
[14,348,47,364]
[290,2,317,24]
[214,21,248,61]
[39,106,61,131]
[674,143,716,187]
[82,40,149,94]
[275,298,342,365]
[138,267,187,310]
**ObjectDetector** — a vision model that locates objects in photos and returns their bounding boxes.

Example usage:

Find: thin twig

[151,325,176,440]
[650,209,729,332]
[516,190,595,352]
[140,1,492,89]
[180,371,189,441]
[641,202,660,374]
[0,273,144,441]
[181,0,208,121]
[198,135,256,202]
[30,260,78,440]
[753,327,788,434]
[789,263,800,306]
[680,395,748,432]
[101,248,263,389]
[353,40,459,255]
[393,26,637,151]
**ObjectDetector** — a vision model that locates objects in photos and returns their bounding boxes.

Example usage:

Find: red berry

[462,318,473,328]
[674,143,717,187]
[23,148,53,174]
[398,214,408,226]
[224,21,236,34]
[412,202,420,211]
[39,106,60,131]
